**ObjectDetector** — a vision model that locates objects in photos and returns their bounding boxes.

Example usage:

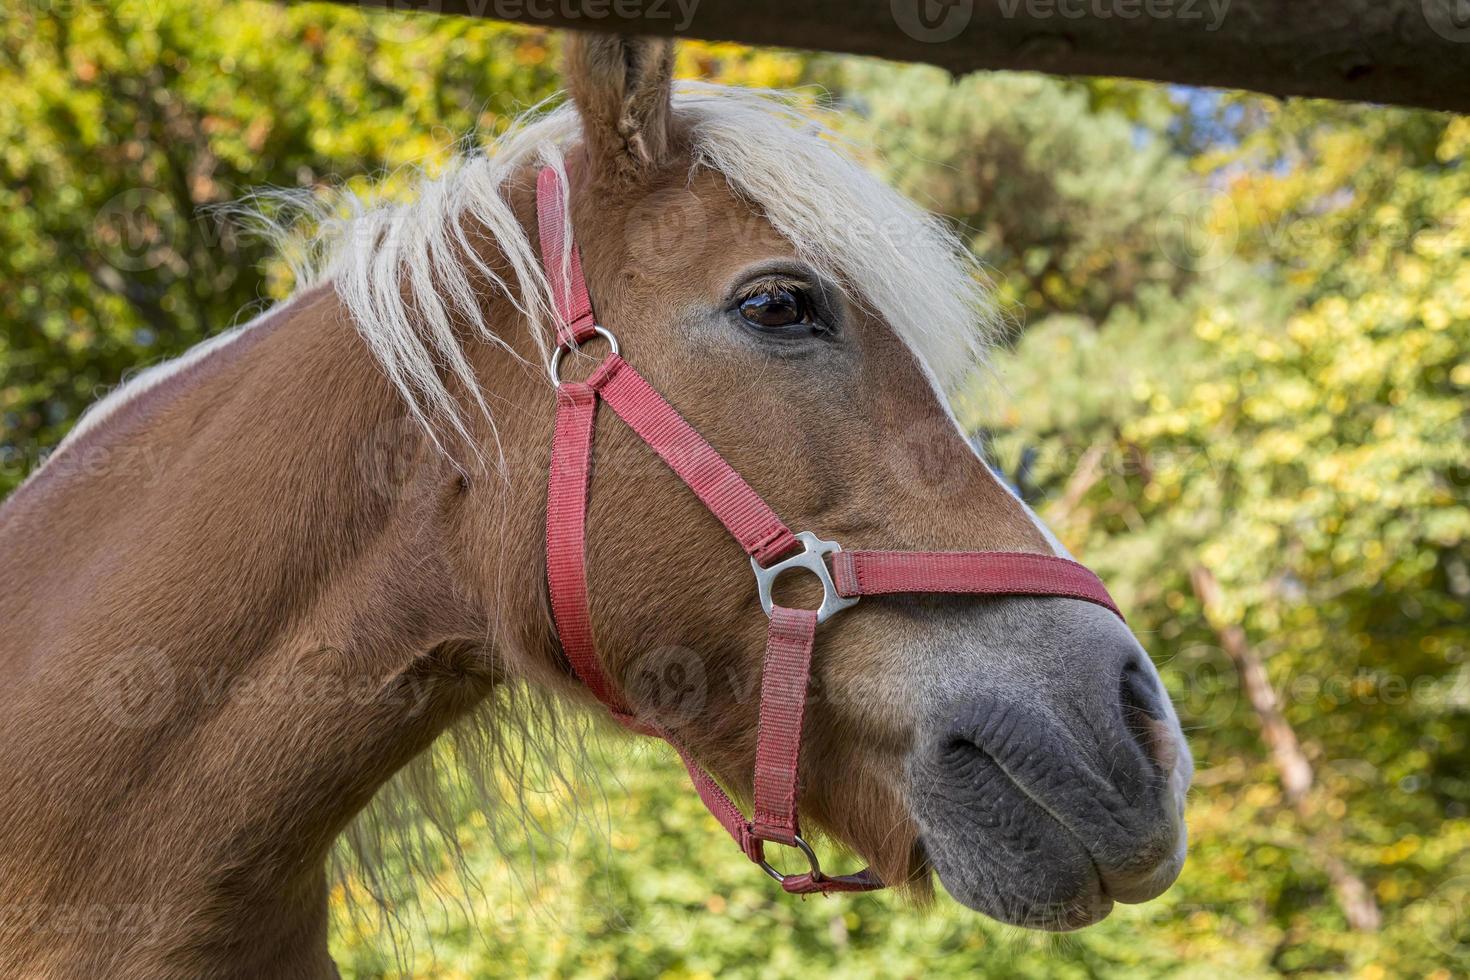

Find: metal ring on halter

[757,833,822,884]
[550,325,620,386]
[751,531,860,625]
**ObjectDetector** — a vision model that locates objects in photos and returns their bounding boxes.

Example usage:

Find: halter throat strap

[535,165,1122,896]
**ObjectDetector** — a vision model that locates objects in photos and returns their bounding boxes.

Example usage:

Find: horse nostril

[1119,657,1171,773]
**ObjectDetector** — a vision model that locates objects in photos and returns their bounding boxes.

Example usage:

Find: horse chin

[917,829,1118,932]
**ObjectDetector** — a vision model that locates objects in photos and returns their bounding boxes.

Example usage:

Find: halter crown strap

[535,165,1124,899]
[536,166,598,347]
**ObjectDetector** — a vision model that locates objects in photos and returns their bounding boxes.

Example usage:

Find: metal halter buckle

[757,833,823,884]
[550,325,619,386]
[751,531,860,625]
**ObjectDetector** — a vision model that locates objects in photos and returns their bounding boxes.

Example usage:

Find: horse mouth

[905,695,1190,931]
[912,821,1186,931]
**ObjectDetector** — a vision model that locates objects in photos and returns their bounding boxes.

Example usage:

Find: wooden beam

[304,0,1470,113]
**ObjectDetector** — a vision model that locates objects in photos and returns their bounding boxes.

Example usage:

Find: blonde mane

[281,82,997,462]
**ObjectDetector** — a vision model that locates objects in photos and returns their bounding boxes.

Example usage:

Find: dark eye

[738,287,809,329]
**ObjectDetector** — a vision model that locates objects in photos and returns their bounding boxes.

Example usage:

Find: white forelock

[298,82,999,462]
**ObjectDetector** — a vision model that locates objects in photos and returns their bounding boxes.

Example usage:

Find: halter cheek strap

[536,166,1123,896]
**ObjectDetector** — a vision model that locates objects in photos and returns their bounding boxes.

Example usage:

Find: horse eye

[738,287,808,329]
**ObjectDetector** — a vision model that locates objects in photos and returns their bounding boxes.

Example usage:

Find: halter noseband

[537,166,1124,896]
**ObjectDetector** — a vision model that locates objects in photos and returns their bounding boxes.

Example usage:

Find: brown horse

[0,34,1191,978]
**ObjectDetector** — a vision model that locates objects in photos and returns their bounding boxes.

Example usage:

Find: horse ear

[565,32,675,175]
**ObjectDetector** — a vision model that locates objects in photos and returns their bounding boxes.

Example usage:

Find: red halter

[537,166,1123,895]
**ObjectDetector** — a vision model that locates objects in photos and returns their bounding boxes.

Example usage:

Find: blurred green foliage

[827,64,1195,326]
[0,0,561,484]
[956,86,1470,978]
[3,1,1467,976]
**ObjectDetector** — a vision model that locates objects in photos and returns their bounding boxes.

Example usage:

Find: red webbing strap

[751,606,817,844]
[668,740,760,857]
[830,550,1124,621]
[544,384,753,841]
[751,606,882,894]
[587,354,800,566]
[669,726,881,893]
[536,166,597,346]
[546,381,638,720]
[781,860,886,894]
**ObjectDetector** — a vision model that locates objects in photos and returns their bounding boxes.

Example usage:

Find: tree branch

[1189,563,1383,931]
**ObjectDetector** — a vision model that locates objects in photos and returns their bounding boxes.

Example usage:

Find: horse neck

[0,283,547,976]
